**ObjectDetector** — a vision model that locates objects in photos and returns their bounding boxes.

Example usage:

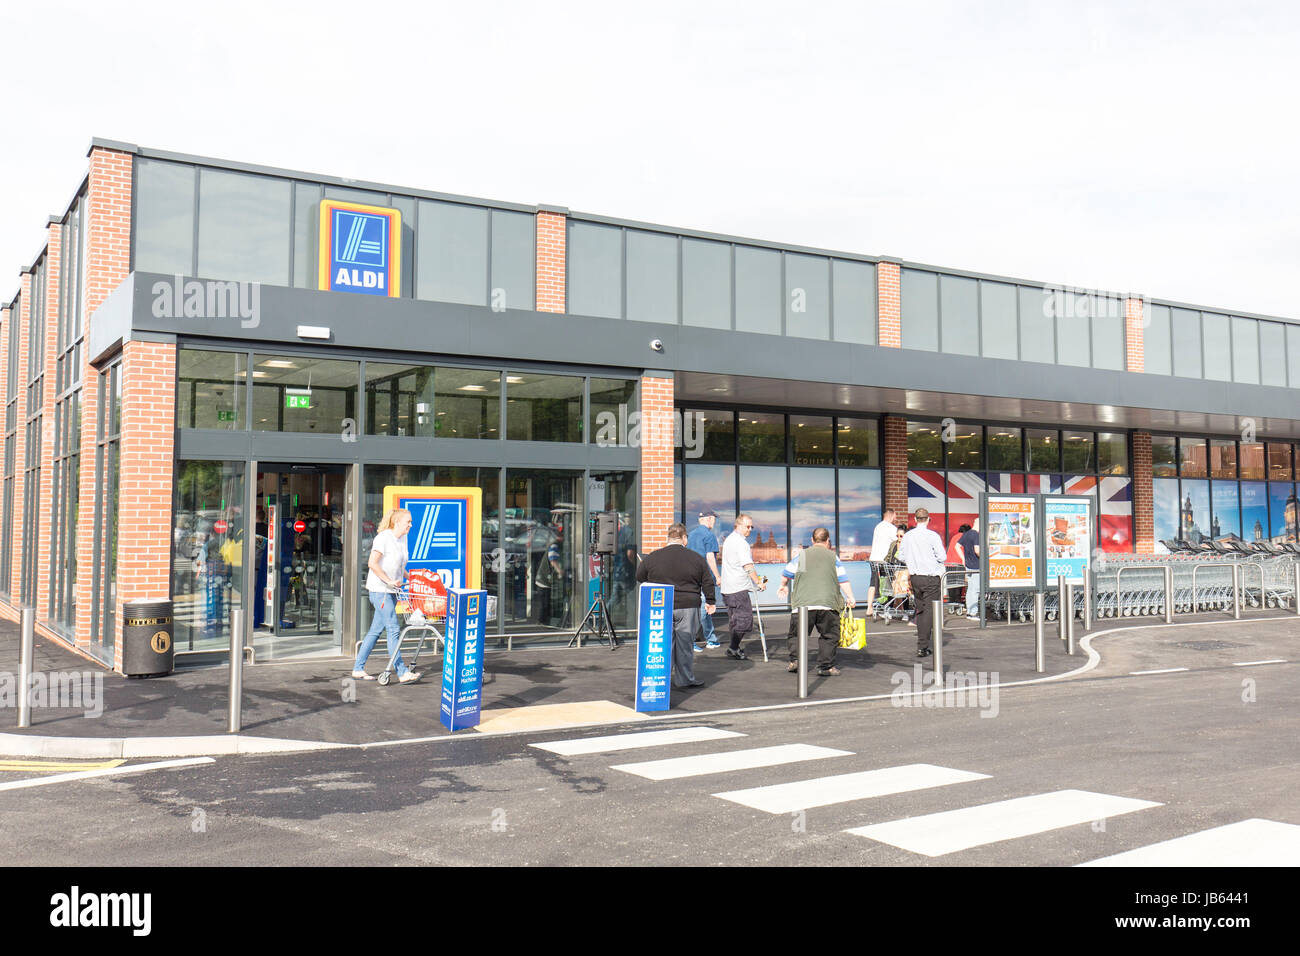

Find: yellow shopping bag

[839,608,867,650]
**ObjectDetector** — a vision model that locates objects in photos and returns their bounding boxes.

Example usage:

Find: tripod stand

[570,553,620,649]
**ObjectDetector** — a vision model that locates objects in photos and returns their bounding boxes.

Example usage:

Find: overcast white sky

[2,0,1297,317]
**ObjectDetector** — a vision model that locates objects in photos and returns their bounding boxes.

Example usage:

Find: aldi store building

[3,138,1299,669]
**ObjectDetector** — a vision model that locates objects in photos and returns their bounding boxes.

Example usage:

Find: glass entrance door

[255,466,346,658]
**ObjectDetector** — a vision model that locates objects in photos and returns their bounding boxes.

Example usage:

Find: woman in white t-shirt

[352,508,421,683]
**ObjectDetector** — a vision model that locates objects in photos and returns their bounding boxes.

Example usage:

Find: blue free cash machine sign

[441,588,487,731]
[635,582,674,712]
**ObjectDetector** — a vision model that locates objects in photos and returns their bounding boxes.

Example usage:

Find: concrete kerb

[1,616,1289,760]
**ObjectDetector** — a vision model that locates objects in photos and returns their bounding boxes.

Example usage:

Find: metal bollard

[1057,575,1067,643]
[18,607,34,729]
[1065,583,1076,656]
[1231,564,1241,620]
[797,607,809,700]
[228,608,244,733]
[1082,571,1092,632]
[1164,566,1174,624]
[931,600,943,679]
[1294,563,1300,616]
[1034,592,1045,674]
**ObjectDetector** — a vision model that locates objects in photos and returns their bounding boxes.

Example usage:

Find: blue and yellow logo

[318,200,401,297]
[467,595,480,616]
[650,588,666,608]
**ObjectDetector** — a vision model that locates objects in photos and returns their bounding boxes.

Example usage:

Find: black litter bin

[121,600,174,677]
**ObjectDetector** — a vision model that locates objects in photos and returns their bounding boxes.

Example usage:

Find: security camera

[650,338,664,353]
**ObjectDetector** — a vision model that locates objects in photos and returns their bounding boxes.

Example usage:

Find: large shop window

[178,349,244,429]
[504,373,583,443]
[365,362,435,438]
[171,460,245,653]
[248,355,358,433]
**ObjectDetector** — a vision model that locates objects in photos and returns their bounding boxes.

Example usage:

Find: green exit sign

[285,394,311,409]
[217,410,236,422]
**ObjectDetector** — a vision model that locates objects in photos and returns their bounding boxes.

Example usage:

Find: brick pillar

[1125,297,1145,373]
[75,145,134,650]
[535,209,566,313]
[113,340,176,651]
[878,261,901,348]
[639,375,675,553]
[34,223,62,627]
[0,302,10,618]
[883,416,909,516]
[7,271,32,601]
[1132,432,1154,553]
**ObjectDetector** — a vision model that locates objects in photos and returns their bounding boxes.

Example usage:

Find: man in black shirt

[959,518,981,619]
[636,523,716,689]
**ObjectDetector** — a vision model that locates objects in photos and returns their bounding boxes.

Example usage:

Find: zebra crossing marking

[611,744,852,781]
[530,726,744,756]
[1078,818,1300,866]
[713,763,990,814]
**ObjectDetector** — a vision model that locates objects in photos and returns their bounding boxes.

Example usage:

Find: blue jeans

[355,591,408,677]
[699,594,717,644]
[966,571,981,617]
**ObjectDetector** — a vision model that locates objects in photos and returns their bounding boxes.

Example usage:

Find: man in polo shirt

[777,528,857,676]
[899,508,948,657]
[686,509,723,650]
[719,513,767,661]
[636,523,715,689]
[867,508,898,613]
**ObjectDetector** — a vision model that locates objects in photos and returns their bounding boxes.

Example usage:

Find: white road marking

[1129,668,1189,675]
[713,764,990,814]
[1231,659,1287,667]
[0,757,215,792]
[530,727,744,756]
[1078,818,1300,867]
[611,744,852,781]
[845,789,1161,857]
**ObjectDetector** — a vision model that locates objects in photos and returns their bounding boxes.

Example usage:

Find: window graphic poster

[1043,497,1092,585]
[985,495,1036,588]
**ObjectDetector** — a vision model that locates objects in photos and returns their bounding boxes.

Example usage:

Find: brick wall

[1132,431,1154,553]
[0,300,10,619]
[639,376,675,552]
[883,415,909,517]
[34,222,62,626]
[536,211,566,313]
[75,146,133,651]
[6,272,32,602]
[1125,297,1145,373]
[878,261,901,348]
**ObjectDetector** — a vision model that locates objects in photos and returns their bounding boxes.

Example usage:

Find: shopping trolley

[872,562,914,624]
[377,580,447,686]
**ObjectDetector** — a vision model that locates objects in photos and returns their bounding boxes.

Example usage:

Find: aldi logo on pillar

[318,200,401,296]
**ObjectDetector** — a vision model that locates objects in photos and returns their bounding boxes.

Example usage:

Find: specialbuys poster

[986,496,1037,588]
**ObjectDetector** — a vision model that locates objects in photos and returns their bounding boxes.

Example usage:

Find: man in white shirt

[898,508,948,658]
[866,508,898,613]
[719,513,767,661]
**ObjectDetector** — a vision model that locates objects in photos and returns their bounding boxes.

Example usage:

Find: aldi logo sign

[318,199,401,296]
[383,485,482,594]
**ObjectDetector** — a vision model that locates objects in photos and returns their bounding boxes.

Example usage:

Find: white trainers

[398,670,422,684]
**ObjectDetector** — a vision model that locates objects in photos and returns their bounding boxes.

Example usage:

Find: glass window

[416,200,487,306]
[1202,312,1231,381]
[566,221,622,319]
[1171,308,1202,378]
[939,274,979,356]
[626,230,677,323]
[789,467,834,550]
[1269,482,1298,541]
[987,427,1023,471]
[1241,481,1269,543]
[1091,298,1125,370]
[906,420,942,468]
[831,260,876,345]
[790,415,833,466]
[248,355,358,433]
[502,469,579,634]
[946,424,983,471]
[1097,432,1128,475]
[391,196,416,299]
[980,281,1017,360]
[836,469,883,561]
[1231,317,1260,384]
[178,349,244,429]
[1267,442,1293,481]
[681,239,731,329]
[785,254,829,340]
[1019,286,1055,363]
[435,367,500,438]
[836,417,879,467]
[1180,438,1208,478]
[1055,293,1090,368]
[683,464,735,535]
[1209,440,1237,479]
[589,378,638,448]
[197,168,291,285]
[1259,321,1287,387]
[1026,429,1060,472]
[364,362,435,437]
[134,158,195,275]
[171,459,244,652]
[505,373,583,443]
[1181,479,1211,541]
[491,210,534,312]
[684,408,734,461]
[734,246,781,335]
[293,183,322,288]
[1152,477,1180,544]
[1144,304,1172,375]
[1151,435,1177,477]
[1062,431,1095,472]
[739,466,788,563]
[1211,481,1240,539]
[901,269,938,351]
[738,411,785,463]
[1239,443,1266,481]
[325,186,387,206]
[1289,325,1300,388]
